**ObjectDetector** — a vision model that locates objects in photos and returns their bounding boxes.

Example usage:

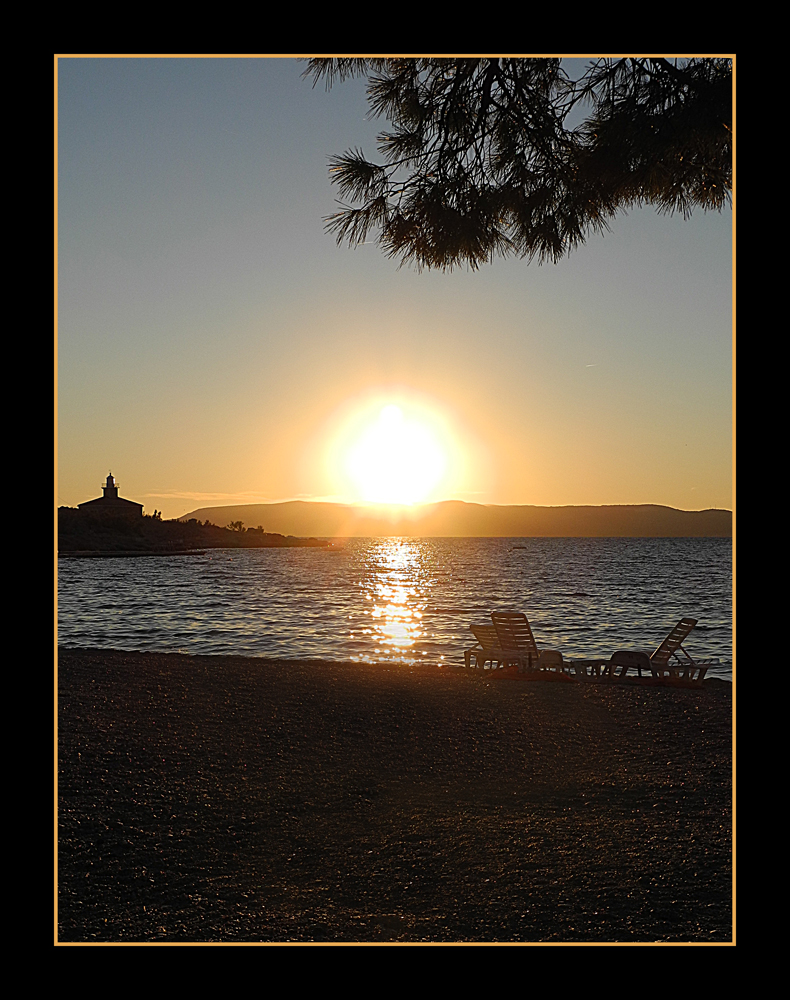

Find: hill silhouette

[178,500,731,538]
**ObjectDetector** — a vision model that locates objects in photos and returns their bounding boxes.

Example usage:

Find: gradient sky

[57,57,733,520]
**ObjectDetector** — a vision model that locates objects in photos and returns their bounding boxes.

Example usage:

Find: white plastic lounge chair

[465,624,520,670]
[491,611,540,670]
[490,611,571,678]
[605,617,712,687]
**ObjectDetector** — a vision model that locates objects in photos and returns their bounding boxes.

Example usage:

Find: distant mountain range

[179,500,732,538]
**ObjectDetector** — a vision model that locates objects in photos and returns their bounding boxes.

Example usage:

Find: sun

[343,403,449,505]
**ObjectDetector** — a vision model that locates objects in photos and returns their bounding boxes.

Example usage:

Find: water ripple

[58,537,732,679]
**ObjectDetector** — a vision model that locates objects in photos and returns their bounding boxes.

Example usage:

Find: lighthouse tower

[102,473,119,500]
[78,471,144,519]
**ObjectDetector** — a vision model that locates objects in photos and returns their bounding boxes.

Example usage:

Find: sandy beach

[57,647,733,943]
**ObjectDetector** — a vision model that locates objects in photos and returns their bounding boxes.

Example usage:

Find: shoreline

[56,644,734,684]
[58,549,208,558]
[58,647,733,943]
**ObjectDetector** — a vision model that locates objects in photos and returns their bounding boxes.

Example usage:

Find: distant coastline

[57,507,328,555]
[178,500,732,539]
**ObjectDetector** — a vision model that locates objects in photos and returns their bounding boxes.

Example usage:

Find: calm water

[57,537,733,680]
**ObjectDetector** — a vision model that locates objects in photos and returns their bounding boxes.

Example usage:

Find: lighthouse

[102,473,119,499]
[78,472,144,519]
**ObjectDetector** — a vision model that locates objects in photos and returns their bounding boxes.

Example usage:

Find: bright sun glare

[344,403,449,505]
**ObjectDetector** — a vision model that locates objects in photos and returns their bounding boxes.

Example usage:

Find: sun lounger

[464,624,520,670]
[604,617,712,687]
[491,611,540,670]
[490,611,573,679]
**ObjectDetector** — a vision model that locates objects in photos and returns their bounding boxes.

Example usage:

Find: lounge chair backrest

[491,612,539,655]
[651,618,697,666]
[470,624,500,649]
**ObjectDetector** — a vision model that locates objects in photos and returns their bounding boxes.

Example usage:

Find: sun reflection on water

[355,538,430,659]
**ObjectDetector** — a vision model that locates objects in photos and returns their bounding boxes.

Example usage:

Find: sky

[56,57,733,520]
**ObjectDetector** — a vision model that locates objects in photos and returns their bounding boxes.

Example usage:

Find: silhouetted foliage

[303,57,732,270]
[57,508,327,554]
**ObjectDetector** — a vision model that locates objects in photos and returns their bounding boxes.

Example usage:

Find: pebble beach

[57,647,733,943]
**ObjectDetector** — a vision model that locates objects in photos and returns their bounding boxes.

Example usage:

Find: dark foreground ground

[57,648,733,944]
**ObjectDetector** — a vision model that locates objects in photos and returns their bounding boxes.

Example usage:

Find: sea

[57,537,733,681]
